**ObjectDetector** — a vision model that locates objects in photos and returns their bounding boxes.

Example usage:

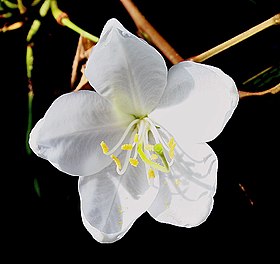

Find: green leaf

[34,177,41,197]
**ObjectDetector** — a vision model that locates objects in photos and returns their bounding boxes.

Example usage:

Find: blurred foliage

[241,63,280,90]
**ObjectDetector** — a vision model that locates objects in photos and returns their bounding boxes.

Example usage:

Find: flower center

[100,117,176,179]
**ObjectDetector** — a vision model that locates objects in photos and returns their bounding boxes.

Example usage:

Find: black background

[1,0,279,259]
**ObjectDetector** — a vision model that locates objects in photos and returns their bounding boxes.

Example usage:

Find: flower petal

[78,154,158,243]
[148,127,217,227]
[150,61,239,143]
[85,18,167,117]
[29,90,134,176]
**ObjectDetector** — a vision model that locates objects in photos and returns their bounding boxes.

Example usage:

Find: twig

[239,83,280,98]
[71,36,95,89]
[188,13,280,62]
[120,0,184,65]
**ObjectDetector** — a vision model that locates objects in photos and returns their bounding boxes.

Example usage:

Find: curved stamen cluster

[100,117,176,178]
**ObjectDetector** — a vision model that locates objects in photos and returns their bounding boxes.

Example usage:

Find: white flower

[29,18,239,243]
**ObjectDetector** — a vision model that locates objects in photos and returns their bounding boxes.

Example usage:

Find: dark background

[1,0,279,259]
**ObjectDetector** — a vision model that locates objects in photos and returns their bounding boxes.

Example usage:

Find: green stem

[26,44,34,155]
[26,44,33,78]
[26,91,34,155]
[26,1,50,42]
[50,0,99,43]
[62,19,99,43]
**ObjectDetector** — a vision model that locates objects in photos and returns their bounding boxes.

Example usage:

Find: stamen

[117,130,137,175]
[168,138,176,149]
[100,141,109,154]
[132,147,138,159]
[169,149,175,159]
[111,154,122,170]
[167,138,176,159]
[129,158,139,167]
[121,144,133,150]
[145,119,160,144]
[146,118,169,151]
[137,120,146,141]
[101,118,176,177]
[105,119,139,156]
[134,133,139,143]
[148,168,155,178]
[175,179,181,186]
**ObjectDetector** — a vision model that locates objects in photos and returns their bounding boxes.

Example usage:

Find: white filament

[106,118,139,156]
[146,117,169,151]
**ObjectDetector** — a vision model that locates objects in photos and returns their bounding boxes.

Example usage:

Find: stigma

[100,117,176,179]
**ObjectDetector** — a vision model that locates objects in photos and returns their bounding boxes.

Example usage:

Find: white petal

[80,210,134,243]
[78,155,158,243]
[29,90,134,176]
[148,130,217,227]
[85,18,167,117]
[151,61,239,143]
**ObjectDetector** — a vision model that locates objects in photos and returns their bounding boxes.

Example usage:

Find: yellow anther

[118,206,123,214]
[169,149,175,159]
[148,168,155,179]
[150,154,158,160]
[129,158,139,167]
[144,144,154,151]
[168,137,176,159]
[111,154,122,170]
[134,133,139,143]
[168,137,176,149]
[175,179,181,186]
[100,141,109,154]
[121,144,133,151]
